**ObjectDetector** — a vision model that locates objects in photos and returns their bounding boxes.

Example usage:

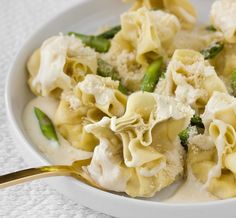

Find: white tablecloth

[0,0,111,217]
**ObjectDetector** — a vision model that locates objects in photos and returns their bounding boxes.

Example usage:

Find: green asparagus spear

[68,32,110,53]
[206,25,217,32]
[97,58,121,80]
[178,128,190,150]
[190,115,204,129]
[141,57,163,92]
[231,69,236,96]
[178,115,204,150]
[200,42,224,60]
[118,83,128,95]
[97,58,128,95]
[97,25,121,39]
[34,107,59,142]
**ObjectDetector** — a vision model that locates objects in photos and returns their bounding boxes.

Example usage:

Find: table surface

[0,0,111,217]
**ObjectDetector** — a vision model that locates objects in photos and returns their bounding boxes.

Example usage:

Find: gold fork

[0,159,102,189]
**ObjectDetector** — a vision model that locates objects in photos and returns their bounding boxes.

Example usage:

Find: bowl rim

[4,0,236,212]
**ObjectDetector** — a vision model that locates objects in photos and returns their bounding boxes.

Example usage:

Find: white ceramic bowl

[5,0,236,217]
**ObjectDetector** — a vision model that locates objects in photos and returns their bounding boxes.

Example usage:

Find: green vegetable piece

[68,32,110,53]
[141,57,163,92]
[97,25,121,39]
[190,115,204,129]
[160,71,166,79]
[118,83,128,95]
[206,25,217,32]
[97,58,128,95]
[231,69,236,96]
[34,107,59,142]
[97,58,121,80]
[178,128,189,150]
[200,42,224,60]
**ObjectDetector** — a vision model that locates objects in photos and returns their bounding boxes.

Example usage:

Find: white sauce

[23,96,92,165]
[164,170,217,203]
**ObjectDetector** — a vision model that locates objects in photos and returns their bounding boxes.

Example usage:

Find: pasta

[76,74,127,117]
[24,0,236,200]
[54,90,101,151]
[109,7,180,66]
[188,92,236,198]
[156,49,227,112]
[86,92,193,197]
[128,0,196,29]
[28,35,97,97]
[211,0,236,43]
[54,74,127,151]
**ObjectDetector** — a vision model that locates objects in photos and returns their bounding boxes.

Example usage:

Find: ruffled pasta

[129,0,196,29]
[156,49,227,112]
[211,0,236,43]
[54,90,102,152]
[110,7,180,66]
[86,91,193,197]
[188,92,236,198]
[27,35,97,97]
[54,74,126,151]
[76,74,127,117]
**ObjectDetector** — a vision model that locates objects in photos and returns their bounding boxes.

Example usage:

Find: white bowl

[5,0,236,217]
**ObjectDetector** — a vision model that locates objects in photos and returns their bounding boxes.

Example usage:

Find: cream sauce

[23,96,92,165]
[164,170,217,203]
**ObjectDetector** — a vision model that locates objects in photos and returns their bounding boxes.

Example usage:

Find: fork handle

[0,166,73,188]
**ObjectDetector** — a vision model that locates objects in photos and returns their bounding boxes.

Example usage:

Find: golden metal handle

[0,165,73,188]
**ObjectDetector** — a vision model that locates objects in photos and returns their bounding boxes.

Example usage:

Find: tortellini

[211,0,236,43]
[85,117,131,192]
[76,74,127,117]
[188,92,236,198]
[54,90,101,152]
[86,91,194,197]
[110,7,180,66]
[54,74,127,151]
[156,49,227,112]
[27,35,97,97]
[129,0,197,29]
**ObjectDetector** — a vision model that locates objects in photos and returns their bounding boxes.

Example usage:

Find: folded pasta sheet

[54,90,101,152]
[129,0,196,29]
[188,92,236,198]
[27,35,97,97]
[54,74,127,151]
[156,49,227,112]
[76,75,127,117]
[86,92,194,197]
[110,7,180,66]
[211,0,236,43]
